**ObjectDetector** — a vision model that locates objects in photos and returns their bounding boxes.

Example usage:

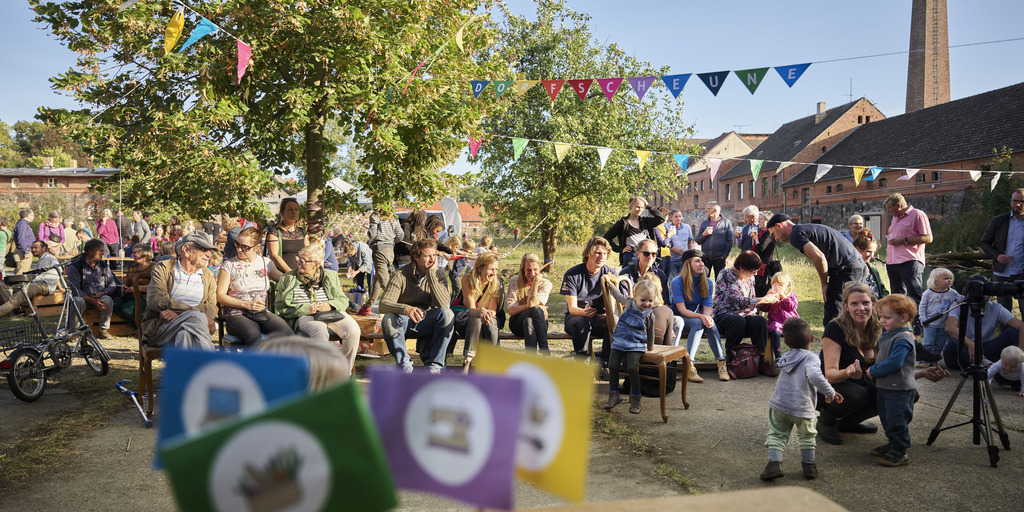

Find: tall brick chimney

[906,0,950,113]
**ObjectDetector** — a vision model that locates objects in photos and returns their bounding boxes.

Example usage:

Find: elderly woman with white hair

[738,205,760,252]
[842,215,865,244]
[276,243,362,376]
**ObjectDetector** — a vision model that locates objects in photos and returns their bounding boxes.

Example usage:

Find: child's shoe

[869,444,891,457]
[628,393,641,414]
[604,390,622,410]
[801,462,818,480]
[687,361,704,383]
[759,461,783,481]
[879,450,909,467]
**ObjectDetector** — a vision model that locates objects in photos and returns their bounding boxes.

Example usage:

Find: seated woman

[113,244,155,328]
[276,244,362,375]
[455,252,503,371]
[266,197,309,273]
[671,249,728,382]
[507,253,551,354]
[712,250,775,376]
[217,227,293,346]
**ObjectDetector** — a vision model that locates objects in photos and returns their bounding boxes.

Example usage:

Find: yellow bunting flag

[852,166,866,186]
[474,343,594,503]
[514,80,540,96]
[164,8,185,56]
[635,150,651,171]
[554,142,571,163]
[455,15,479,53]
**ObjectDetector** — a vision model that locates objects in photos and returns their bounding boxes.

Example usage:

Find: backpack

[728,344,760,379]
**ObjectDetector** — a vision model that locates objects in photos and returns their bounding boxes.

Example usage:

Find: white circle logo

[182,361,266,434]
[209,421,331,512]
[404,378,495,486]
[507,362,564,471]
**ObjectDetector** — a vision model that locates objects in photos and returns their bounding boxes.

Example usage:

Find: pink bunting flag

[236,41,251,84]
[896,169,919,181]
[708,157,723,181]
[596,78,623,101]
[469,137,483,159]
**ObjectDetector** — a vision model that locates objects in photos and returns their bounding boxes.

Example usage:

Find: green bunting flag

[749,159,763,180]
[493,80,514,99]
[512,137,529,162]
[734,67,770,95]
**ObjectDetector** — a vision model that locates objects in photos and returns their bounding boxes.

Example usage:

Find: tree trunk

[542,222,558,267]
[304,95,329,228]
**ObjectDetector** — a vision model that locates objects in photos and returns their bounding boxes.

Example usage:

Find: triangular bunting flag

[734,67,770,95]
[512,137,529,162]
[627,76,658,101]
[969,170,982,181]
[541,80,566,101]
[469,137,483,159]
[775,63,812,88]
[661,74,691,99]
[777,162,793,173]
[567,79,593,101]
[554,142,571,163]
[862,166,882,181]
[814,164,832,182]
[514,80,540,95]
[709,157,722,181]
[178,17,219,53]
[470,81,490,99]
[164,8,185,56]
[236,41,251,84]
[897,168,919,181]
[456,25,466,52]
[596,77,624,101]
[119,0,141,11]
[493,80,514,99]
[597,147,612,170]
[853,166,867,186]
[635,150,650,171]
[697,70,730,96]
[991,172,1002,191]
[749,159,763,180]
[673,154,690,174]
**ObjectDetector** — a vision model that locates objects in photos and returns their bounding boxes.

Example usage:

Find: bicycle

[0,258,111,402]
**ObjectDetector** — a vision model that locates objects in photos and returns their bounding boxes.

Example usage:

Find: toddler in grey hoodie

[760,317,842,481]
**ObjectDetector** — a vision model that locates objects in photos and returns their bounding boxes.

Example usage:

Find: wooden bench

[30,291,136,337]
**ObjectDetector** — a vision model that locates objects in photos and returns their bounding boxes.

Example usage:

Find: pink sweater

[766,293,799,332]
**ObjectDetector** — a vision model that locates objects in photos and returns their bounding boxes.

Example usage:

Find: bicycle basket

[0,321,40,352]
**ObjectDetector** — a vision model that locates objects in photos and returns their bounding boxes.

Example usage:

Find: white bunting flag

[814,164,832,182]
[597,147,612,170]
[709,157,722,181]
[897,169,919,181]
[991,172,1002,191]
[970,170,982,182]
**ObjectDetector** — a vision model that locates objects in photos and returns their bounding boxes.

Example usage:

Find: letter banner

[469,137,483,158]
[991,172,1002,191]
[628,76,658,101]
[515,80,540,96]
[512,137,529,162]
[179,17,219,53]
[237,41,252,84]
[493,80,514,99]
[473,343,595,503]
[970,170,982,181]
[749,159,763,180]
[697,70,730,96]
[709,157,723,181]
[775,63,811,88]
[162,381,398,512]
[853,166,866,186]
[470,81,491,99]
[554,142,571,163]
[367,368,524,510]
[542,80,566,101]
[897,168,919,181]
[814,164,832,182]
[568,79,593,101]
[597,147,613,170]
[734,67,770,95]
[596,77,624,101]
[661,73,691,99]
[673,154,690,174]
[164,8,185,56]
[862,166,882,181]
[635,150,651,171]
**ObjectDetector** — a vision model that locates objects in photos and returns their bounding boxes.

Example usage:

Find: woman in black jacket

[603,196,665,267]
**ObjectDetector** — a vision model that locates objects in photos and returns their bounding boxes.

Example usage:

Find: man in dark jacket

[12,208,35,274]
[981,188,1024,314]
[695,202,734,281]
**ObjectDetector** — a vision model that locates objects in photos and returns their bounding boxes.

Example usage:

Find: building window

[822,146,827,153]
[865,116,871,123]
[749,180,755,198]
[836,184,843,193]
[858,115,863,123]
[10,178,18,188]
[693,195,699,209]
[802,188,810,204]
[773,176,779,195]
[739,182,744,200]
[726,184,732,201]
[879,177,887,188]
[762,178,768,196]
[47,178,57,188]
[826,185,832,194]
[793,190,799,199]
[932,171,941,182]
[916,174,926,184]
[700,180,704,192]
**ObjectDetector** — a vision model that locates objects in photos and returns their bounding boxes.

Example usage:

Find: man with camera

[942,277,1024,370]
[980,188,1024,315]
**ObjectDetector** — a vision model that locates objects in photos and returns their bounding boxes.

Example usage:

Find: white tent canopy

[289,178,372,206]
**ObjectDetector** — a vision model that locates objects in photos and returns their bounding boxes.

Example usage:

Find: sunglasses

[235,241,257,252]
[639,251,658,257]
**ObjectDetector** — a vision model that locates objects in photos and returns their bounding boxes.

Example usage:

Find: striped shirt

[291,282,330,304]
[171,262,205,307]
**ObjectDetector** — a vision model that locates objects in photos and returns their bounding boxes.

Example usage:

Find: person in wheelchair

[0,241,61,317]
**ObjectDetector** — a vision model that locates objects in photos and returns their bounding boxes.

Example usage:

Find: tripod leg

[982,379,1011,450]
[979,388,999,467]
[928,372,969,445]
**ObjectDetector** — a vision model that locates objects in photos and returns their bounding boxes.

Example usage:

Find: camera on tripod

[964,274,1024,302]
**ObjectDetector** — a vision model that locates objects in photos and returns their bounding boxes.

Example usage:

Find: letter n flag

[368,368,525,510]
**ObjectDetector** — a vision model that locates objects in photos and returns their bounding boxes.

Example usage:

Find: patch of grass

[654,463,703,495]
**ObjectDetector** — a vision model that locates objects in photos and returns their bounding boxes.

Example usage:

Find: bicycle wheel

[79,333,109,376]
[6,348,47,402]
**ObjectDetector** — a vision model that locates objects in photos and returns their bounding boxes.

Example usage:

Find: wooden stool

[639,345,691,423]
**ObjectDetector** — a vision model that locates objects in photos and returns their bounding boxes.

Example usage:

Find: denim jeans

[921,326,949,357]
[667,259,683,281]
[942,328,1020,370]
[682,316,724,360]
[877,389,916,455]
[382,307,454,370]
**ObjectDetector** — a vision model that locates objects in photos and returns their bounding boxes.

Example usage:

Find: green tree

[30,0,509,221]
[476,0,697,262]
[458,184,487,204]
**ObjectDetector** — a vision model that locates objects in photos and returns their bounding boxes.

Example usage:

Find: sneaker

[870,444,891,457]
[99,329,114,340]
[356,305,372,316]
[428,367,442,375]
[401,366,414,374]
[801,462,818,480]
[816,419,843,445]
[879,451,909,467]
[759,461,784,481]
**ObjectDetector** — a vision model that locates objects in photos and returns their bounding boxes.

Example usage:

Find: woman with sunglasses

[276,244,362,377]
[217,227,293,346]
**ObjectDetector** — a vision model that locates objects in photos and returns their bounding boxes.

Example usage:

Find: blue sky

[3,1,1023,173]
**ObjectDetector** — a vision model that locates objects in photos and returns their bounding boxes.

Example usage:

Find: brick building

[0,166,117,220]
